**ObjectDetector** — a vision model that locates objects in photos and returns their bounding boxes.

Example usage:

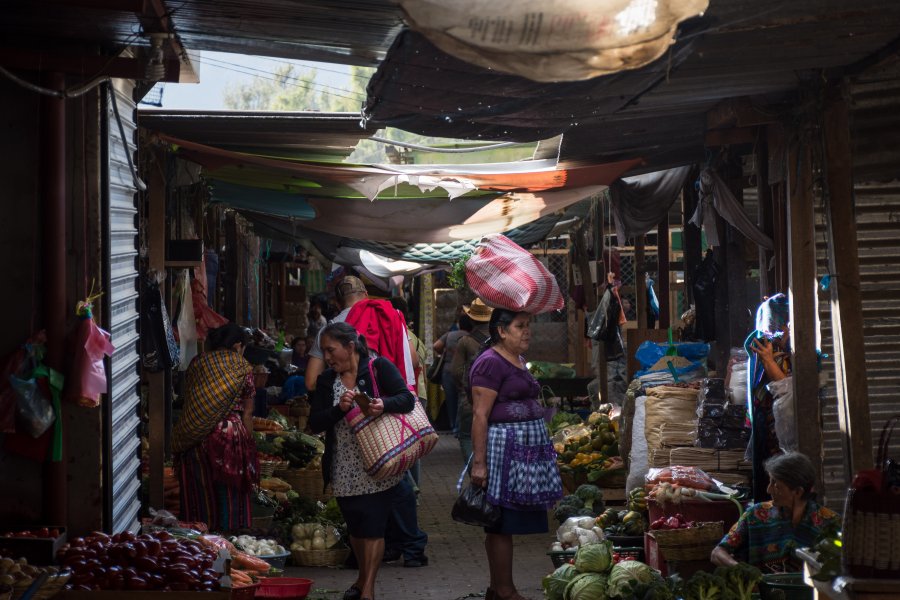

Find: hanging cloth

[345,299,416,392]
[690,169,774,250]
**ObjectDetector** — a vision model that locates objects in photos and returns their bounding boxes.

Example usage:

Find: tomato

[50,528,61,538]
[144,539,161,557]
[133,557,157,572]
[35,528,50,538]
[126,576,148,590]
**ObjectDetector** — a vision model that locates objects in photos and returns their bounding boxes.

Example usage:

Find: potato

[0,557,13,571]
[0,574,15,586]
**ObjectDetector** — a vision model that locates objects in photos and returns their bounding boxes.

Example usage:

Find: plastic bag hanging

[68,289,115,408]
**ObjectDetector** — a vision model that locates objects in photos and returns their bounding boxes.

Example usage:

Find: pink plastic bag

[465,234,565,314]
[68,316,115,407]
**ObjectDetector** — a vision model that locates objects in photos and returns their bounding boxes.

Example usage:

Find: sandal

[485,589,496,600]
[343,585,362,600]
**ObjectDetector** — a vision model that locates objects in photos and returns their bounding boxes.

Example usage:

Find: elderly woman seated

[711,452,840,572]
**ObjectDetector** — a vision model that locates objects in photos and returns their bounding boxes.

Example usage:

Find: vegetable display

[1,528,61,539]
[606,560,658,598]
[554,409,623,483]
[573,540,614,574]
[552,516,605,551]
[58,530,221,591]
[564,572,608,600]
[554,485,605,524]
[713,563,762,600]
[682,570,725,600]
[290,523,342,552]
[229,535,285,557]
[542,563,579,600]
[596,508,645,537]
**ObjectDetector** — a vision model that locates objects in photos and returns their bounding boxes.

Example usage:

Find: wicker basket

[260,460,290,478]
[648,521,723,561]
[277,467,332,502]
[292,547,350,567]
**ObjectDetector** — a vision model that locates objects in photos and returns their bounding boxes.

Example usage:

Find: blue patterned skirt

[485,418,563,510]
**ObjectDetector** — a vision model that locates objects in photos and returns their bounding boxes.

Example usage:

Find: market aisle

[284,433,552,600]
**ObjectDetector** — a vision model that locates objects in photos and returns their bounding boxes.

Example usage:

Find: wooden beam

[706,97,781,130]
[147,149,166,512]
[786,136,824,480]
[823,83,874,473]
[44,0,144,10]
[0,49,182,82]
[704,127,757,148]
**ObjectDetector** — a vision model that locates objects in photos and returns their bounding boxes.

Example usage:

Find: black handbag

[587,287,619,341]
[426,352,446,384]
[451,483,501,528]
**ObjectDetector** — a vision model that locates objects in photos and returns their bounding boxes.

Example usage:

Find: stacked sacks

[695,378,749,450]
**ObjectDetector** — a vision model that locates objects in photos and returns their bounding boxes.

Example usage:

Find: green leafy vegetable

[448,253,472,290]
[606,560,658,598]
[574,540,614,574]
[543,563,579,600]
[564,572,608,600]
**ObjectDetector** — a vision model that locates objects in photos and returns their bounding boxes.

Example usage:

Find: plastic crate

[614,546,645,562]
[548,550,576,568]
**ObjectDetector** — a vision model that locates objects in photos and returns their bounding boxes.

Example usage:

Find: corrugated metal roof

[0,1,402,69]
[139,110,371,160]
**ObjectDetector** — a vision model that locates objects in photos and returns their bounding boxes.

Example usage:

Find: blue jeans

[384,474,427,561]
[441,369,459,433]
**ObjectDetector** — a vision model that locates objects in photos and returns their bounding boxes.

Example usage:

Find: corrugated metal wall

[816,181,900,506]
[104,82,143,533]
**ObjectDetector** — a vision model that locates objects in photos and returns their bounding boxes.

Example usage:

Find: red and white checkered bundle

[465,233,565,314]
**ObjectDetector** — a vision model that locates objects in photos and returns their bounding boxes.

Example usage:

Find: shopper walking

[308,322,416,600]
[433,317,468,434]
[451,300,492,459]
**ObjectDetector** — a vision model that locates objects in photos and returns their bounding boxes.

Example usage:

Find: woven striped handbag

[465,233,565,314]
[344,361,438,480]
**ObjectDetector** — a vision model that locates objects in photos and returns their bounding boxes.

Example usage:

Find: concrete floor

[284,434,554,600]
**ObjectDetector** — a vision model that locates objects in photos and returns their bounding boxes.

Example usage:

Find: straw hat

[463,298,493,322]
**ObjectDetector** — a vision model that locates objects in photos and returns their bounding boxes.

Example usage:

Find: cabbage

[606,560,658,598]
[574,540,614,574]
[564,572,608,600]
[543,563,579,600]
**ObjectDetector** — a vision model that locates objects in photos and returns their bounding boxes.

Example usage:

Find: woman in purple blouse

[468,308,563,600]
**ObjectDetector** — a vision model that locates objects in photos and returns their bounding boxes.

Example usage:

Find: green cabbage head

[564,572,608,600]
[606,560,658,598]
[543,563,579,600]
[574,540,614,574]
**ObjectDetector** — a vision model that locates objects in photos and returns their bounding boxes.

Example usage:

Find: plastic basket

[230,583,260,600]
[277,468,332,502]
[614,546,645,562]
[258,550,291,570]
[548,550,576,568]
[257,577,313,599]
[291,547,350,567]
[758,573,813,600]
[648,521,723,561]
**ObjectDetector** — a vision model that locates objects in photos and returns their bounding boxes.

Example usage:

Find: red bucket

[256,577,313,599]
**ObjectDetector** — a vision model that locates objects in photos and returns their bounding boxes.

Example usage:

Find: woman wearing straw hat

[451,299,493,459]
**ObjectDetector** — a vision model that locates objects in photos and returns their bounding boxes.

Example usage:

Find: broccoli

[714,563,762,600]
[553,496,585,524]
[639,580,676,600]
[573,484,604,512]
[683,571,728,600]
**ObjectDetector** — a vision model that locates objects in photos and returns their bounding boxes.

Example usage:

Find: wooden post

[147,150,166,512]
[724,156,749,357]
[756,135,776,297]
[657,218,670,329]
[786,136,824,474]
[823,84,873,473]
[635,236,647,329]
[682,173,701,307]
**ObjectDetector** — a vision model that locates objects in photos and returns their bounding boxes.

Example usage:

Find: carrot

[232,550,271,572]
[230,569,253,585]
